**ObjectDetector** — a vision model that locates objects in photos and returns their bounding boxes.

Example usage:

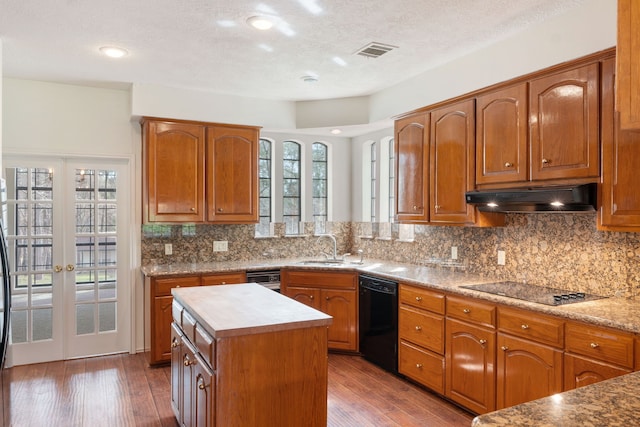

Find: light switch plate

[451,246,458,260]
[497,250,506,265]
[213,241,228,252]
[164,243,173,255]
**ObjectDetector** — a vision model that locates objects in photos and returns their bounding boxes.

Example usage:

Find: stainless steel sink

[297,259,345,266]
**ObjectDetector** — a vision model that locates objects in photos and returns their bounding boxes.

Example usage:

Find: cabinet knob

[416,363,423,369]
[415,325,422,331]
[325,296,330,301]
[504,162,513,168]
[590,342,599,349]
[217,208,223,212]
[171,338,179,348]
[434,205,441,210]
[463,308,471,314]
[221,281,226,285]
[479,339,487,345]
[501,346,509,351]
[197,376,206,390]
[542,158,550,164]
[521,324,529,330]
[309,295,314,300]
[415,296,422,302]
[190,207,195,211]
[183,355,194,366]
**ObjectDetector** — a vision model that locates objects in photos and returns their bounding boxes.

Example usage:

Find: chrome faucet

[316,234,338,260]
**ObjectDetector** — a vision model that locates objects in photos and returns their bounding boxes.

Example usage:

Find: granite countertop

[172,283,332,338]
[143,257,640,334]
[471,371,640,426]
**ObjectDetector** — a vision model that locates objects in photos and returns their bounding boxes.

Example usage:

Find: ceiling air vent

[354,42,397,59]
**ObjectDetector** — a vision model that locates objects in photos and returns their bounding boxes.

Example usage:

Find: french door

[3,156,131,365]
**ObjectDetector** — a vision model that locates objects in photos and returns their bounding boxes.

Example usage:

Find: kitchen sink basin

[297,259,346,266]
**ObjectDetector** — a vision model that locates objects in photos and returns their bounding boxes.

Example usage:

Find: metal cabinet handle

[504,162,513,168]
[190,207,195,211]
[217,208,223,212]
[171,338,179,348]
[197,375,206,391]
[521,324,529,330]
[501,346,509,351]
[183,355,194,366]
[463,308,471,314]
[415,326,422,331]
[590,342,599,349]
[416,363,423,369]
[415,296,422,302]
[309,295,314,300]
[479,339,487,345]
[542,158,550,164]
[434,205,441,210]
[325,296,330,301]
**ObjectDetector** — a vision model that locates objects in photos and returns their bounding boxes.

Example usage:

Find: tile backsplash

[141,214,640,298]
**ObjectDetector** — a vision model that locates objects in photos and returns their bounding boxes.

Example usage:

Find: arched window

[283,141,301,235]
[256,138,273,237]
[312,142,328,234]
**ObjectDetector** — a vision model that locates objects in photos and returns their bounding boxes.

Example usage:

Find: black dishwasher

[359,274,398,374]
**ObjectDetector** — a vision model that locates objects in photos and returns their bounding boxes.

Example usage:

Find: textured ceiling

[0,0,586,103]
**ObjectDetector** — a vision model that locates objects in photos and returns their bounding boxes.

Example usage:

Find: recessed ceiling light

[330,129,342,135]
[247,16,274,30]
[99,46,128,58]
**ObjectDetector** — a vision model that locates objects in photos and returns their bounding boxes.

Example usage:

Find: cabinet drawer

[399,340,445,394]
[399,284,445,314]
[565,322,634,369]
[154,276,201,297]
[195,323,216,369]
[283,270,356,289]
[498,307,564,348]
[182,310,196,344]
[447,296,496,328]
[399,306,444,354]
[172,300,183,324]
[201,272,246,286]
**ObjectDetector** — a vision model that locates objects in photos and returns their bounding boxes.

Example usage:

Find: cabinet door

[170,323,183,420]
[153,296,175,364]
[284,286,322,311]
[193,358,214,427]
[599,57,640,230]
[395,113,429,222]
[564,353,631,391]
[206,125,259,223]
[476,84,528,185]
[445,318,496,414]
[496,333,562,409]
[430,99,475,224]
[181,341,198,427]
[617,0,640,130]
[143,120,205,222]
[322,288,358,351]
[529,63,599,181]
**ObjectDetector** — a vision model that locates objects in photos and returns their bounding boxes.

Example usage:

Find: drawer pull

[183,355,195,367]
[521,324,529,330]
[416,363,423,369]
[197,376,206,390]
[171,338,179,348]
[415,325,422,331]
[590,342,599,349]
[501,346,509,351]
[463,308,471,314]
[415,296,422,302]
[479,339,487,345]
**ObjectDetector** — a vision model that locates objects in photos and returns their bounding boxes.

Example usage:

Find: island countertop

[472,370,640,426]
[172,283,332,338]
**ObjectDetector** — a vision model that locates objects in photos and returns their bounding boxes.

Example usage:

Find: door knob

[66,264,75,272]
[54,265,63,273]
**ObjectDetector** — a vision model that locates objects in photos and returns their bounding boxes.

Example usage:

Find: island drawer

[565,322,634,369]
[498,306,564,348]
[399,306,444,354]
[399,284,445,314]
[195,323,216,369]
[446,295,496,328]
[181,309,196,344]
[399,340,444,394]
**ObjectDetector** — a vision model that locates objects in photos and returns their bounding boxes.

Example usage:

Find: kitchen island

[471,370,640,426]
[171,283,332,427]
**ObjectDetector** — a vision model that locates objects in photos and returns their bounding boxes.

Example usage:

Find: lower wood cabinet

[147,271,246,365]
[281,269,358,352]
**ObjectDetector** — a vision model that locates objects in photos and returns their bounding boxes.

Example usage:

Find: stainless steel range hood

[465,183,597,213]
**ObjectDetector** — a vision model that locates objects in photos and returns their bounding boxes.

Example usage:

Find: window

[283,141,301,235]
[312,142,328,233]
[257,138,273,236]
[370,142,377,222]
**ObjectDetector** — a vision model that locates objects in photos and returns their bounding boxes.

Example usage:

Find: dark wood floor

[1,353,473,426]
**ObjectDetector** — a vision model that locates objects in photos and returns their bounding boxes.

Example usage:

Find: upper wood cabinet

[529,63,600,181]
[599,57,640,231]
[206,125,259,223]
[476,83,528,185]
[143,120,206,223]
[395,113,430,223]
[430,99,475,224]
[616,0,640,130]
[142,117,260,224]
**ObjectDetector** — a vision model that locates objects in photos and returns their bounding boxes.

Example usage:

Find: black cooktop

[460,281,606,306]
